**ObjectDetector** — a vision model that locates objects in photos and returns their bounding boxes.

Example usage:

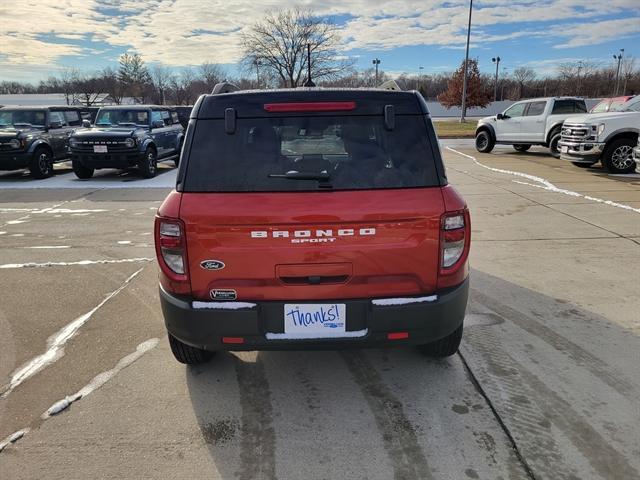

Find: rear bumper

[558,140,604,163]
[0,151,31,170]
[160,278,469,351]
[71,151,142,169]
[633,146,640,173]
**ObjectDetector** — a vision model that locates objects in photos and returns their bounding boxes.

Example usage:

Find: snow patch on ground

[43,338,158,418]
[193,301,257,310]
[372,295,438,306]
[25,245,71,249]
[446,147,640,215]
[2,268,145,398]
[6,219,27,225]
[117,240,132,245]
[0,257,153,270]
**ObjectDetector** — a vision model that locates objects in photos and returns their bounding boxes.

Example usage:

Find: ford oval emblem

[200,260,225,271]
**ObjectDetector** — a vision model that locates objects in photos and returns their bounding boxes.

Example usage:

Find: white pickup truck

[475,97,587,157]
[559,96,640,174]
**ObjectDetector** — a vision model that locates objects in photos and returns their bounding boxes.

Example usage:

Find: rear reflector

[387,332,409,340]
[264,102,357,113]
[222,337,245,345]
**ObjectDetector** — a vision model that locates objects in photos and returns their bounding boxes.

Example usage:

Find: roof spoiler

[212,82,240,94]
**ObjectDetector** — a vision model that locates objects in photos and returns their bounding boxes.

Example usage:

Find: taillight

[155,217,189,294]
[438,209,470,288]
[263,101,356,113]
[159,220,185,274]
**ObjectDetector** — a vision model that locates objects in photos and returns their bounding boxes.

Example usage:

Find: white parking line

[0,258,153,269]
[446,147,640,215]
[2,268,144,398]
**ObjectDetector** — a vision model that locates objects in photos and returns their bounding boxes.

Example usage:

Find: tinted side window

[171,111,180,124]
[552,100,586,114]
[161,110,172,126]
[64,110,81,126]
[504,103,526,118]
[525,101,546,116]
[151,111,163,125]
[49,111,67,126]
[184,116,440,192]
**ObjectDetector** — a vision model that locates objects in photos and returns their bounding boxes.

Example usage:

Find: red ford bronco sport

[155,85,470,364]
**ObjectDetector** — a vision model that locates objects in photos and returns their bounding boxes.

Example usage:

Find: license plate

[284,303,346,338]
[560,146,568,154]
[93,145,107,153]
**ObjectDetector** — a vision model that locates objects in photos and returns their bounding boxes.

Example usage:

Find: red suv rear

[155,86,470,364]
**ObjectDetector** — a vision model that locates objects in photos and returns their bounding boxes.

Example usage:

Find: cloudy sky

[1,0,639,83]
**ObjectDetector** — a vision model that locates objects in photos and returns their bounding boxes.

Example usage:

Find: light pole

[460,0,473,122]
[576,60,583,95]
[304,44,315,87]
[373,58,381,85]
[613,49,624,95]
[253,58,261,88]
[491,56,500,102]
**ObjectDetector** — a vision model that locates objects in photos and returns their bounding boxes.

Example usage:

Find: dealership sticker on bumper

[284,303,346,337]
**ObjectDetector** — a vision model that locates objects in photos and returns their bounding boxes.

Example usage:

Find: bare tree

[512,67,536,99]
[60,68,80,105]
[101,67,123,104]
[241,8,353,87]
[199,62,226,91]
[75,72,104,106]
[151,66,173,104]
[621,56,636,95]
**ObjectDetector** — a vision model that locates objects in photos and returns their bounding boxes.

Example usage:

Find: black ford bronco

[69,105,184,179]
[0,106,85,178]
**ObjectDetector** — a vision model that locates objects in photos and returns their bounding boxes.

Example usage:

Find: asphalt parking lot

[1,146,639,480]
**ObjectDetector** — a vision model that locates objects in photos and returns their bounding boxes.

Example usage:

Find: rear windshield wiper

[268,171,331,181]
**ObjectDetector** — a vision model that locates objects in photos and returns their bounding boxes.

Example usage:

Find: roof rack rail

[212,82,240,94]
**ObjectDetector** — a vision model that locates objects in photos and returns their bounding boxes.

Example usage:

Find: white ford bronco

[559,96,640,174]
[475,97,587,157]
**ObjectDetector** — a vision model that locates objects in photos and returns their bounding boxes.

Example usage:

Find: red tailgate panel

[180,189,444,301]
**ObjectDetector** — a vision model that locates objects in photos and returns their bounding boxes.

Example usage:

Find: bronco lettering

[251,228,376,242]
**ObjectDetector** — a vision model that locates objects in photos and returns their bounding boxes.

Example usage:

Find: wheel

[28,147,54,179]
[417,324,463,358]
[168,334,214,364]
[601,138,636,174]
[139,147,158,178]
[475,131,495,153]
[513,144,531,152]
[548,129,562,158]
[572,162,596,168]
[72,159,94,179]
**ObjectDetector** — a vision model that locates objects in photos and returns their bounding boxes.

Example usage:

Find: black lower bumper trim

[160,279,469,351]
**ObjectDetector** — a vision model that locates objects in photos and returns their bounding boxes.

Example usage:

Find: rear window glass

[552,100,587,114]
[183,116,439,192]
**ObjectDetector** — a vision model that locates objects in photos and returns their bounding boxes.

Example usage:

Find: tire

[28,147,54,179]
[417,324,463,358]
[139,147,158,178]
[572,162,596,168]
[513,144,531,152]
[168,334,214,365]
[548,129,562,158]
[475,130,495,153]
[72,159,94,179]
[601,138,636,174]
